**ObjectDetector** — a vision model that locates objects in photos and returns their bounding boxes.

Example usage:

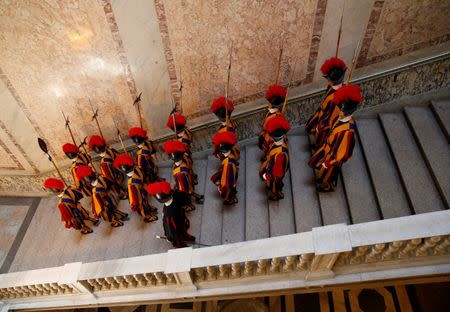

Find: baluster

[270,257,281,273]
[207,266,217,280]
[166,273,176,284]
[134,274,147,287]
[154,272,166,285]
[434,236,450,255]
[297,253,313,271]
[144,273,156,285]
[365,243,386,263]
[381,241,403,260]
[256,259,267,275]
[96,278,110,290]
[105,277,120,289]
[87,279,101,291]
[244,261,254,276]
[193,267,205,281]
[218,264,229,279]
[416,236,441,257]
[283,256,296,272]
[350,246,369,264]
[231,263,241,278]
[114,276,129,288]
[334,252,351,266]
[398,238,422,258]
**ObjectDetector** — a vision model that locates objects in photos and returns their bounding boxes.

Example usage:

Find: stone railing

[1,210,449,311]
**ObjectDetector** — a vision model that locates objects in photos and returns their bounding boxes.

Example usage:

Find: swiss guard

[128,127,159,183]
[43,178,97,234]
[62,143,92,197]
[258,85,287,155]
[210,96,240,160]
[308,85,361,192]
[166,112,198,185]
[210,131,239,205]
[113,154,158,222]
[147,181,195,248]
[163,140,203,211]
[76,165,128,227]
[259,115,290,201]
[88,135,128,199]
[306,57,347,148]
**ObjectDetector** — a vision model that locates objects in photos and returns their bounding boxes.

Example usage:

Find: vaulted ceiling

[0,0,449,175]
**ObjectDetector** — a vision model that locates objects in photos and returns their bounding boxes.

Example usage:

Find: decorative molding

[0,139,23,171]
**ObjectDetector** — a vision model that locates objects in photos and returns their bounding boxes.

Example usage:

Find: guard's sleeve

[325,131,355,167]
[174,172,190,193]
[128,183,141,210]
[101,162,114,181]
[273,153,288,178]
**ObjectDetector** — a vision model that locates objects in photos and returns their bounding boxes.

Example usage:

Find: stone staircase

[7,99,450,273]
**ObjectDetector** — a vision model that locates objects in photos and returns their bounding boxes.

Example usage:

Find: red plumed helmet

[146,181,171,195]
[62,143,79,154]
[113,153,135,169]
[128,127,147,139]
[265,85,287,100]
[88,135,106,150]
[75,165,94,180]
[43,178,65,191]
[212,131,237,146]
[320,57,347,75]
[210,97,234,114]
[265,115,291,134]
[333,85,363,106]
[166,113,187,130]
[163,140,186,154]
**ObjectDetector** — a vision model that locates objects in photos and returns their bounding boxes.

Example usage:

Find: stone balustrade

[1,210,449,311]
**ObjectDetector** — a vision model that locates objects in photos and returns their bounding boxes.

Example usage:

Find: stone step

[222,148,246,244]
[199,155,224,246]
[380,113,445,214]
[190,158,208,244]
[404,106,450,209]
[245,145,269,241]
[318,173,350,225]
[341,133,381,223]
[431,100,450,143]
[356,118,411,219]
[287,135,322,232]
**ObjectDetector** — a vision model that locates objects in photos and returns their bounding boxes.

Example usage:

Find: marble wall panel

[157,0,320,118]
[0,0,138,161]
[358,0,450,67]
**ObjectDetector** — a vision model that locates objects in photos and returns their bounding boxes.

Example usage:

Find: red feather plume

[75,165,94,180]
[166,113,187,130]
[320,57,347,75]
[265,84,287,100]
[212,131,237,146]
[146,181,171,195]
[210,96,234,114]
[128,127,147,139]
[333,85,363,106]
[113,153,135,169]
[88,135,106,150]
[43,178,65,191]
[62,143,79,154]
[265,115,291,133]
[163,140,186,154]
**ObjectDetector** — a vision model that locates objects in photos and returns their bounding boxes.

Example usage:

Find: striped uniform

[172,158,194,194]
[137,140,158,183]
[259,141,289,194]
[101,146,126,197]
[211,152,238,202]
[69,152,92,197]
[213,119,241,161]
[92,176,118,222]
[258,110,284,153]
[309,117,356,191]
[177,128,193,154]
[57,187,90,230]
[162,191,193,248]
[128,168,157,220]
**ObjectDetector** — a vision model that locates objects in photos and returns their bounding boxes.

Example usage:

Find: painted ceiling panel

[0,0,138,160]
[160,0,319,118]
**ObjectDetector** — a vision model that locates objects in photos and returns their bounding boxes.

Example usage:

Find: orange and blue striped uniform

[177,128,193,154]
[137,140,158,183]
[70,152,92,197]
[211,152,238,201]
[128,168,154,218]
[259,141,289,193]
[258,110,284,153]
[58,186,90,230]
[213,119,240,161]
[172,159,194,194]
[309,117,356,190]
[92,176,117,222]
[100,146,120,182]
